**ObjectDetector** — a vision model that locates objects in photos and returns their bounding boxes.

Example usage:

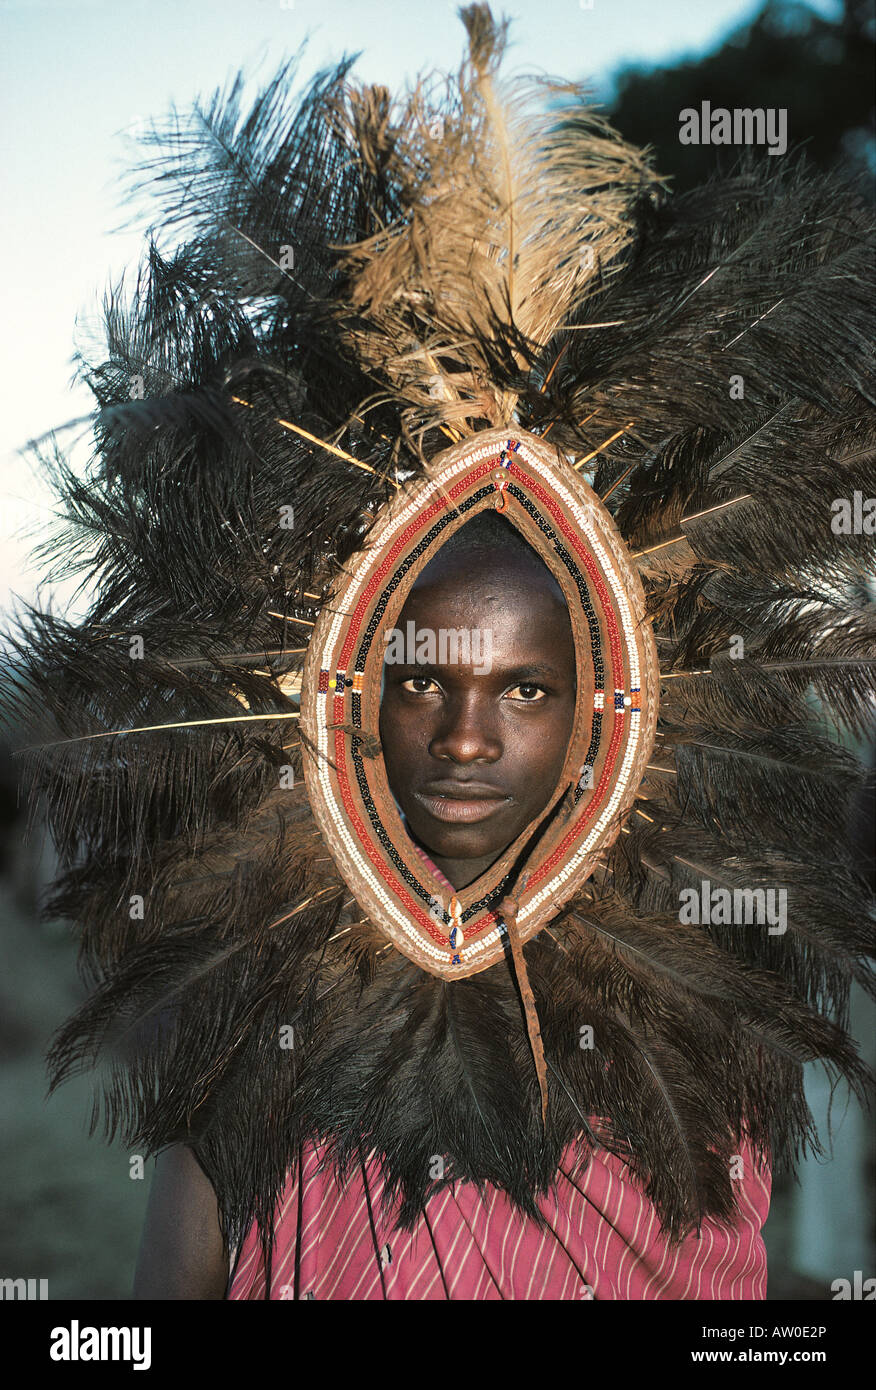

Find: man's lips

[413,782,511,825]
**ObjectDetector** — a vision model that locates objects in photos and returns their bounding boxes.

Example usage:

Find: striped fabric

[226,1136,770,1300]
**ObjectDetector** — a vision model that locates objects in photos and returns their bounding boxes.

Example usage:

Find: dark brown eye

[401,676,440,694]
[505,683,546,701]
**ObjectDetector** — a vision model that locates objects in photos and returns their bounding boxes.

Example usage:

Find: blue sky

[0,0,841,616]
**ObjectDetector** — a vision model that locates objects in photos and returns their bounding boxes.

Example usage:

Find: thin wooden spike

[633,534,689,558]
[327,926,353,942]
[274,416,381,472]
[599,458,638,502]
[327,918,374,943]
[722,298,784,349]
[681,494,752,525]
[559,320,627,329]
[267,612,316,626]
[572,422,635,471]
[665,657,875,680]
[632,494,751,557]
[230,225,300,288]
[231,394,397,484]
[267,885,341,930]
[528,405,601,443]
[16,708,300,753]
[538,339,570,394]
[161,647,308,668]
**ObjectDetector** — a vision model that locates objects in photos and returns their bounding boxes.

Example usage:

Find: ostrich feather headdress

[3,5,874,1262]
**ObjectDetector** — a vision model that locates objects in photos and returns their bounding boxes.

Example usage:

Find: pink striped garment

[227,1136,770,1300]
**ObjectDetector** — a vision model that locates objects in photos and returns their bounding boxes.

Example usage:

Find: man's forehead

[388,581,576,680]
[409,544,568,602]
[399,581,572,641]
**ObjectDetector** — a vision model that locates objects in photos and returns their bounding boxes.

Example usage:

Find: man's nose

[429,694,502,764]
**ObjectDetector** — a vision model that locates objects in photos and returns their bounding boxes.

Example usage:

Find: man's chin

[402,810,512,867]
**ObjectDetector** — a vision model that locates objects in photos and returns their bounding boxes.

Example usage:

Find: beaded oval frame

[300,426,658,980]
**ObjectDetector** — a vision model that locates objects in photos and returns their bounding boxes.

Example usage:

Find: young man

[134,514,769,1299]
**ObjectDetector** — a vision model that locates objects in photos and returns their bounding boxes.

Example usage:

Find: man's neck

[400,813,503,891]
[420,848,499,891]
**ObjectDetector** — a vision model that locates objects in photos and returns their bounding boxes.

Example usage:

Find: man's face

[379,542,577,889]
